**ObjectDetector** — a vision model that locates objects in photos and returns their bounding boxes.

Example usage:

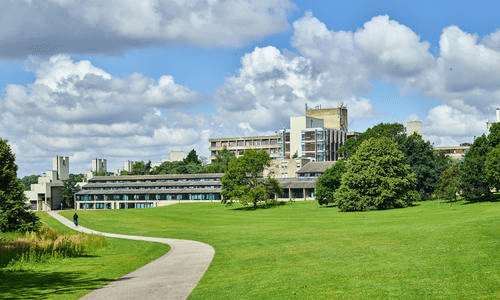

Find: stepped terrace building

[75,173,223,209]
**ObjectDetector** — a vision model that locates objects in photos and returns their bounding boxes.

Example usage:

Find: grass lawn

[0,213,170,300]
[58,200,500,299]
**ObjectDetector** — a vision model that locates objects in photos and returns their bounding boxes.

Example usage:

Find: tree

[130,161,152,175]
[316,159,347,205]
[339,123,405,158]
[20,174,41,191]
[62,174,85,208]
[184,149,202,165]
[336,137,420,211]
[221,149,277,208]
[395,133,451,199]
[485,145,500,191]
[435,163,461,202]
[0,138,40,232]
[204,147,236,173]
[460,135,491,202]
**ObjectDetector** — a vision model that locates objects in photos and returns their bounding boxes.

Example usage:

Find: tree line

[317,122,500,211]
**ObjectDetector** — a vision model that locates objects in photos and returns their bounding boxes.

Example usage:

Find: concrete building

[92,158,107,174]
[163,151,184,162]
[209,135,281,161]
[25,156,69,211]
[407,120,426,140]
[75,173,224,209]
[434,146,469,160]
[124,160,137,172]
[263,158,304,178]
[305,104,348,131]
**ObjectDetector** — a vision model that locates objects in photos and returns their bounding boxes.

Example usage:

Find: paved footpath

[48,211,215,300]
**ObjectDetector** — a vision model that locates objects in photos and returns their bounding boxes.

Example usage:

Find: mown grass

[59,200,500,299]
[0,213,170,300]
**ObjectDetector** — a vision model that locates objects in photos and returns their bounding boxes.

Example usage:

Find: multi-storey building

[92,158,107,174]
[75,173,223,209]
[209,135,281,161]
[305,105,348,131]
[25,156,69,211]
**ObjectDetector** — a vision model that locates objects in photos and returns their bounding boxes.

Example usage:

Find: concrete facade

[209,135,281,162]
[25,156,69,211]
[92,158,107,174]
[305,105,348,131]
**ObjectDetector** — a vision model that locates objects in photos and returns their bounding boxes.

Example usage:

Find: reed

[0,225,106,267]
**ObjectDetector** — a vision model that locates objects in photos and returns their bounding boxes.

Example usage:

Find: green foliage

[221,149,275,208]
[130,161,152,175]
[20,175,41,191]
[0,138,40,232]
[336,137,419,211]
[62,174,85,208]
[204,147,236,173]
[339,123,405,159]
[184,149,202,165]
[460,135,491,202]
[316,159,347,205]
[435,163,462,202]
[485,145,500,191]
[395,133,451,199]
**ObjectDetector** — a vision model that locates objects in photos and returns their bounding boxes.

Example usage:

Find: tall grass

[0,225,106,268]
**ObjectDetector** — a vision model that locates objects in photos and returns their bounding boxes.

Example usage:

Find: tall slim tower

[92,159,107,174]
[53,156,69,181]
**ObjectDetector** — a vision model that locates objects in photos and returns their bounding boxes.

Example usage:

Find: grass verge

[0,212,170,300]
[61,200,500,300]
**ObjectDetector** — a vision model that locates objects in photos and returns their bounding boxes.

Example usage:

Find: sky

[2,0,500,177]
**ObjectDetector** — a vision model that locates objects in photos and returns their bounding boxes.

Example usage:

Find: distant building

[124,160,137,172]
[487,108,500,135]
[209,105,348,163]
[25,156,69,211]
[92,158,107,174]
[434,146,469,160]
[407,120,426,140]
[209,135,281,162]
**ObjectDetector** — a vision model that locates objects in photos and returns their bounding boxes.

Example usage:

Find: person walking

[73,212,78,226]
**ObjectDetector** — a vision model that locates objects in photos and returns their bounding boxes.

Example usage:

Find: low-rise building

[75,173,223,209]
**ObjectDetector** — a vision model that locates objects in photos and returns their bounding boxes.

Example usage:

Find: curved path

[48,211,215,300]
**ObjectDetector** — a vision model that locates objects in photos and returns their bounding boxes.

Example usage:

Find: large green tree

[460,135,491,202]
[221,149,280,208]
[336,137,420,211]
[395,133,451,199]
[339,123,405,159]
[485,145,500,192]
[0,138,40,232]
[316,159,347,205]
[435,163,461,202]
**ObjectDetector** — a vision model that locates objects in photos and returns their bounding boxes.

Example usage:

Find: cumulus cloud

[0,0,294,57]
[0,55,207,175]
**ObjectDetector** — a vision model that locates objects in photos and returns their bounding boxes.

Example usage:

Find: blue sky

[1,0,500,177]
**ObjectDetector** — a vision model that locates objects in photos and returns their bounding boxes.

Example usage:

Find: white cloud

[0,0,294,57]
[0,55,208,175]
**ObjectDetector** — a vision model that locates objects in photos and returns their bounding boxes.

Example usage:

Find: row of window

[76,193,221,201]
[83,185,220,191]
[91,178,220,184]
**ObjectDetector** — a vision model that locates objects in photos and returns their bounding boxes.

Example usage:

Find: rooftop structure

[305,104,348,131]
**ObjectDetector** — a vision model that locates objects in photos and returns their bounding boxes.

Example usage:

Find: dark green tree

[0,138,40,232]
[395,133,451,199]
[184,149,202,165]
[336,137,420,211]
[316,159,347,205]
[339,123,405,158]
[435,163,461,202]
[460,135,491,202]
[62,174,85,208]
[485,145,500,192]
[221,149,275,208]
[20,174,41,191]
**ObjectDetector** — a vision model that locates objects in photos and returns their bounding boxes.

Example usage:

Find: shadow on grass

[0,269,114,300]
[229,201,288,211]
